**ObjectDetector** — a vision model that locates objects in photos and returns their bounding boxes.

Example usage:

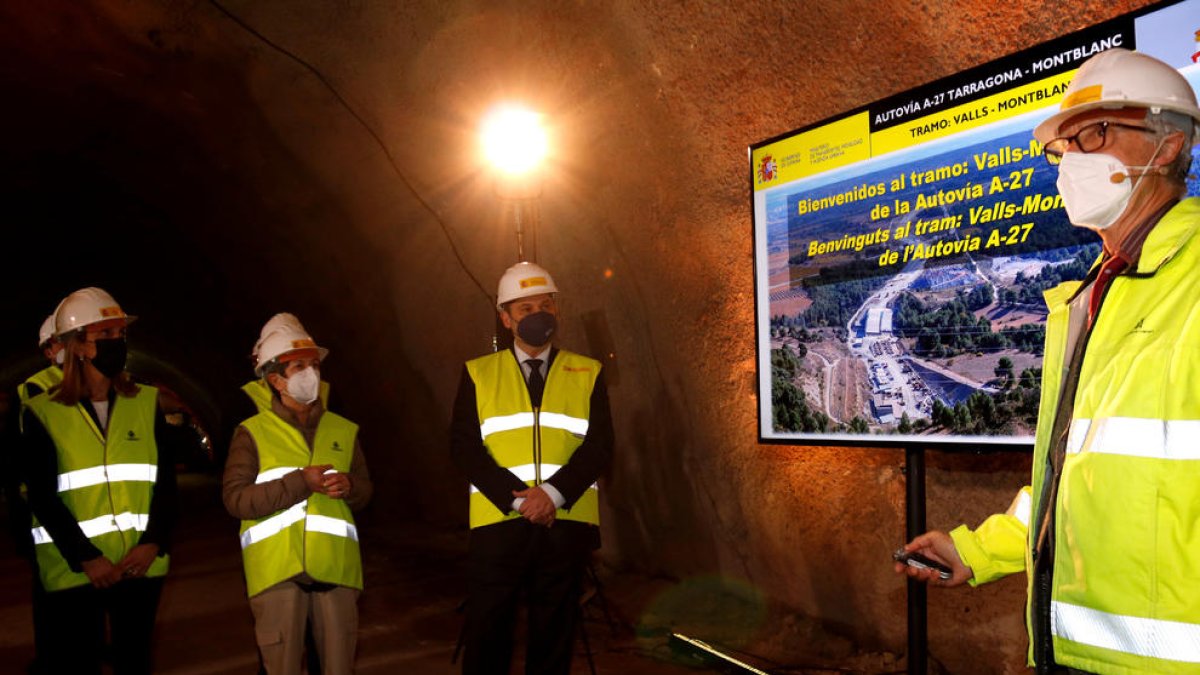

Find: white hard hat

[1034,48,1200,144]
[253,317,328,376]
[38,314,56,348]
[251,313,307,360]
[54,287,137,336]
[496,262,558,309]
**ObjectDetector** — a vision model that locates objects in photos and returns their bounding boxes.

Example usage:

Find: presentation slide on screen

[751,0,1200,446]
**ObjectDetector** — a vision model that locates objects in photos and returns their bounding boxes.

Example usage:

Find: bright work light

[480,104,548,176]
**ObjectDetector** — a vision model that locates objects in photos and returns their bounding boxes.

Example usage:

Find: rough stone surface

[0,1,1157,671]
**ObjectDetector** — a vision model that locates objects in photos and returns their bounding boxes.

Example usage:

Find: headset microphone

[1110,166,1168,182]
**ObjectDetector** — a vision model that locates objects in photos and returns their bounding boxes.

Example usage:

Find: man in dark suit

[451,261,613,675]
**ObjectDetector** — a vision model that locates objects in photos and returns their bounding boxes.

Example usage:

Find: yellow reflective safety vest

[19,365,62,406]
[238,409,362,597]
[18,366,63,434]
[950,198,1200,673]
[241,379,331,414]
[466,349,601,529]
[25,386,169,591]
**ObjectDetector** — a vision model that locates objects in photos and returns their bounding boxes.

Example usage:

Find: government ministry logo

[757,154,777,184]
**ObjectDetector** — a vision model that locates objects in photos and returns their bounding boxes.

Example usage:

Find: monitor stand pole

[905,444,928,675]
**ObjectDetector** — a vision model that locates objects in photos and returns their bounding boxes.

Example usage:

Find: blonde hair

[51,331,139,407]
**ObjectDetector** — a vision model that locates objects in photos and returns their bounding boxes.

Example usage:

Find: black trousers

[463,519,596,675]
[40,576,165,675]
[27,569,50,675]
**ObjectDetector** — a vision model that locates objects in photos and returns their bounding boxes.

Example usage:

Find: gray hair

[1145,110,1196,181]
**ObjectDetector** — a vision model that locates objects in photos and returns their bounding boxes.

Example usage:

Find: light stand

[495,175,543,264]
[481,103,548,351]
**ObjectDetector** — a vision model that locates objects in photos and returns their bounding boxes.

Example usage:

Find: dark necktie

[526,358,545,408]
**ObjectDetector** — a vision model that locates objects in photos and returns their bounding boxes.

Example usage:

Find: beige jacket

[222,396,372,521]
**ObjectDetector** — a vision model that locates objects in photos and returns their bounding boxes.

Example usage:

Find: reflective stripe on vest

[1065,417,1200,460]
[238,409,362,597]
[238,493,359,548]
[479,411,590,439]
[1053,600,1200,664]
[255,466,301,484]
[240,501,306,549]
[1007,489,1031,529]
[465,350,601,529]
[31,511,150,545]
[24,386,168,591]
[468,463,598,494]
[306,514,359,541]
[56,463,157,492]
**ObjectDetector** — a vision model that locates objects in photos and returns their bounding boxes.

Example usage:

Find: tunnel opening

[1,2,456,524]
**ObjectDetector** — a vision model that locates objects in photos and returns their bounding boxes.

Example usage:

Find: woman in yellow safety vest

[20,287,177,675]
[222,314,372,675]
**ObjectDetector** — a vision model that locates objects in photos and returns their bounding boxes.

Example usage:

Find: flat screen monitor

[750,0,1200,447]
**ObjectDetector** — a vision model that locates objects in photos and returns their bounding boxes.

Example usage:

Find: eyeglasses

[1043,120,1154,165]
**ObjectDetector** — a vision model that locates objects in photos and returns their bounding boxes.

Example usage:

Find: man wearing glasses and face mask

[897,49,1200,674]
[451,262,613,675]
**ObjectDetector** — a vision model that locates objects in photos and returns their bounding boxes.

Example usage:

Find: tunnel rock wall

[2,1,1158,671]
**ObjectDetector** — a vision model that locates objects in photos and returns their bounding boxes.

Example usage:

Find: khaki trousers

[250,581,360,675]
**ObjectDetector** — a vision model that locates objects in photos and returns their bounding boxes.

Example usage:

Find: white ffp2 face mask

[1055,136,1167,231]
[285,366,320,405]
[54,349,65,366]
[1056,152,1135,231]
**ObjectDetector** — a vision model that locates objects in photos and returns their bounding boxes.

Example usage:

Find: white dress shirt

[510,345,566,511]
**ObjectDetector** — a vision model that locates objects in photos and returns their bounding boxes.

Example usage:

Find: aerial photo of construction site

[767,235,1102,439]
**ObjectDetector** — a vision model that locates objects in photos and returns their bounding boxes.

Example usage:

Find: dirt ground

[0,475,711,675]
[1,473,919,674]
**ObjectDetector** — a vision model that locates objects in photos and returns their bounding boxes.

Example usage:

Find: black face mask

[90,338,128,379]
[516,311,557,347]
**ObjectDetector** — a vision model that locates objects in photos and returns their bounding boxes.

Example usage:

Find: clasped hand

[83,543,160,588]
[513,486,556,527]
[301,464,351,500]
